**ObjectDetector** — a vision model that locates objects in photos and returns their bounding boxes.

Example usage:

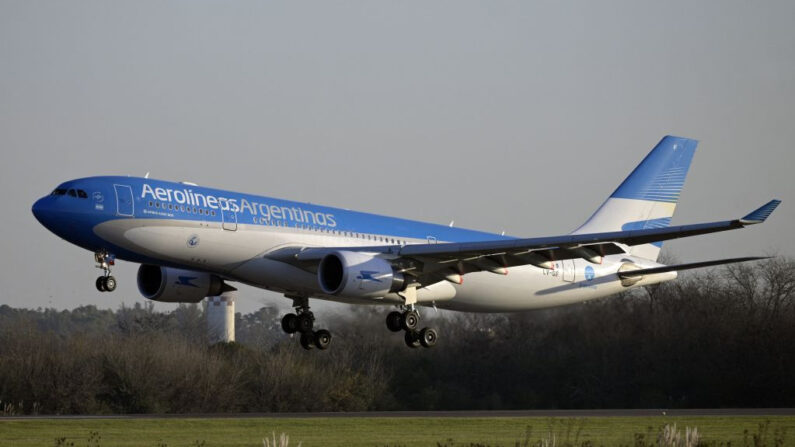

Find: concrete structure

[206,291,236,343]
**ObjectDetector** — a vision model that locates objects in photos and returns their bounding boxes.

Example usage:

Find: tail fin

[572,135,698,261]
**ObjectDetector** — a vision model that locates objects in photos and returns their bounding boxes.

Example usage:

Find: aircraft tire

[281,313,299,334]
[419,327,437,348]
[386,311,403,332]
[402,310,419,331]
[95,277,106,292]
[104,276,117,292]
[300,331,315,350]
[314,329,332,350]
[404,330,421,348]
[297,313,314,333]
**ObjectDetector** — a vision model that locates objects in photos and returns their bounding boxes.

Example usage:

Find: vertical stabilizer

[571,136,698,261]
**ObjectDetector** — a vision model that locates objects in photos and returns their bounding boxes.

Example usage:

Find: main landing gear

[386,307,437,349]
[281,297,332,351]
[94,251,117,292]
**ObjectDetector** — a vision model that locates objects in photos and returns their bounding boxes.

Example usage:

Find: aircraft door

[222,209,238,231]
[562,259,575,282]
[114,184,134,217]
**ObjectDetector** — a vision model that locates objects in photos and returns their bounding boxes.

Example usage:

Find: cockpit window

[67,189,77,197]
[51,189,67,196]
[77,190,88,199]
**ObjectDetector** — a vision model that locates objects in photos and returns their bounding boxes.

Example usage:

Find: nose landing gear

[94,251,117,292]
[386,308,438,348]
[281,296,332,351]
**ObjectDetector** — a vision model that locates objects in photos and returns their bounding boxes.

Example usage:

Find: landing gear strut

[94,251,117,292]
[386,307,438,349]
[281,296,332,351]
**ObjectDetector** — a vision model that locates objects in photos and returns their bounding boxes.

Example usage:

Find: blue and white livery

[32,136,781,350]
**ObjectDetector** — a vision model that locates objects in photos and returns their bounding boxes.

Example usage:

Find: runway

[3,408,794,420]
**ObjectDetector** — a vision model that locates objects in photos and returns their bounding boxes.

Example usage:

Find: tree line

[0,257,793,414]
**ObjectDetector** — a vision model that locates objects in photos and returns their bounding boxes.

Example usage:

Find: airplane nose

[32,197,55,228]
[32,197,45,220]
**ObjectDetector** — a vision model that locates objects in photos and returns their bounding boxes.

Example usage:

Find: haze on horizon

[1,1,793,314]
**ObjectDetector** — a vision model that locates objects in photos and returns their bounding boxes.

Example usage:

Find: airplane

[31,136,781,351]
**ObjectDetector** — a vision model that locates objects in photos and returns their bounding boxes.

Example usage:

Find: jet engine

[318,251,405,298]
[137,264,225,303]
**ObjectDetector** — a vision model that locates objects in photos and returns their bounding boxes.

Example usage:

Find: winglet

[740,199,782,225]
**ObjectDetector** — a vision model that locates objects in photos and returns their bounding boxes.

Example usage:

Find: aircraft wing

[267,199,780,285]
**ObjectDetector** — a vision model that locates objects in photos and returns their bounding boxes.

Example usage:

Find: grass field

[1,415,793,447]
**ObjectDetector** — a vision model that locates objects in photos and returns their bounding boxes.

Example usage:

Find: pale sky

[1,1,793,314]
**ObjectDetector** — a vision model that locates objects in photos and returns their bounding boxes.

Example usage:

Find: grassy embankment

[1,416,793,446]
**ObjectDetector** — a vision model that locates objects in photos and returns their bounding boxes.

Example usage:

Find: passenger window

[68,189,77,197]
[77,190,88,198]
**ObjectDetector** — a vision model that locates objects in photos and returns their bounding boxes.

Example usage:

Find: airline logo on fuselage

[141,183,337,228]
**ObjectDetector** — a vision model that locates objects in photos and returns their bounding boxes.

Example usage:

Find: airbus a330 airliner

[32,136,780,350]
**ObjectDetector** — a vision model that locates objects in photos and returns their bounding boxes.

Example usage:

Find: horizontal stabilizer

[618,256,770,278]
[740,199,782,224]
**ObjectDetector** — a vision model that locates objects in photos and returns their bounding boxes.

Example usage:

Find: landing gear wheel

[404,330,421,348]
[281,314,299,334]
[313,329,332,350]
[94,251,116,292]
[103,276,117,292]
[386,311,403,332]
[297,313,314,333]
[419,327,437,348]
[401,310,419,331]
[300,332,315,350]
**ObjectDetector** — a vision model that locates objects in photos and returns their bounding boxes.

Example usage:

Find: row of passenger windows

[51,188,88,198]
[148,200,407,245]
[286,223,406,245]
[148,201,216,216]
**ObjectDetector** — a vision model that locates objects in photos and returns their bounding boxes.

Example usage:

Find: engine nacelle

[137,264,224,303]
[318,251,405,298]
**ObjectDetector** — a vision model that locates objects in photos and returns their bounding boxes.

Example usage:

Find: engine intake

[318,251,405,298]
[137,265,225,302]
